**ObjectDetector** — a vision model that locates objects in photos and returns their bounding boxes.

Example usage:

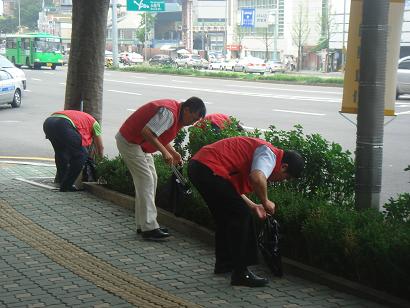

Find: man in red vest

[195,113,244,132]
[188,136,304,287]
[116,97,206,241]
[43,110,104,192]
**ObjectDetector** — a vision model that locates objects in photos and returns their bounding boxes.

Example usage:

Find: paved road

[0,162,387,307]
[0,67,409,203]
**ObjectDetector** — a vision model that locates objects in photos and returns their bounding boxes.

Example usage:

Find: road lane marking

[0,121,21,123]
[105,79,338,103]
[108,89,142,95]
[179,98,213,104]
[228,84,342,95]
[273,109,325,116]
[172,80,192,83]
[24,89,32,92]
[31,78,42,81]
[131,76,147,79]
[59,82,66,85]
[396,110,410,115]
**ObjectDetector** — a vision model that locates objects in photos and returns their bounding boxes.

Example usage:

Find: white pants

[115,132,159,232]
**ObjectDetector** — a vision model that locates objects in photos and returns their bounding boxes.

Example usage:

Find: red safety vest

[53,110,96,147]
[201,113,231,129]
[192,136,284,194]
[119,99,183,153]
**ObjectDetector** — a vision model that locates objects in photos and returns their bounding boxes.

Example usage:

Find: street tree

[257,27,273,61]
[291,2,310,71]
[136,13,156,48]
[233,25,246,58]
[64,0,110,124]
[0,16,18,33]
[315,1,338,72]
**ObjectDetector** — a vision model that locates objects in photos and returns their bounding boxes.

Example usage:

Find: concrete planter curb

[84,182,409,308]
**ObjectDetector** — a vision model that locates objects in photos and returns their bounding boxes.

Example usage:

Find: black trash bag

[156,165,191,217]
[257,216,283,277]
[82,156,97,182]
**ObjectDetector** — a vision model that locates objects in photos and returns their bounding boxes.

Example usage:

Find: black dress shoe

[60,185,84,192]
[141,228,170,241]
[137,227,168,234]
[231,269,268,287]
[214,262,233,274]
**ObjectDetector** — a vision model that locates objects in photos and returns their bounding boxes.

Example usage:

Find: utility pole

[342,0,347,69]
[355,0,389,210]
[111,0,119,68]
[273,0,279,60]
[18,0,21,33]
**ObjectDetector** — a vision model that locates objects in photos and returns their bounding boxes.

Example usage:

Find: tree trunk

[64,0,110,124]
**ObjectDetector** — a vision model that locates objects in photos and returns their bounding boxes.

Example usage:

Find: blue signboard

[241,8,255,28]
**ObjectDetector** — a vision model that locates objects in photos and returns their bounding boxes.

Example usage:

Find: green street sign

[127,0,165,12]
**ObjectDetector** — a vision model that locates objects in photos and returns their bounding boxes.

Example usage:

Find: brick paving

[0,162,387,307]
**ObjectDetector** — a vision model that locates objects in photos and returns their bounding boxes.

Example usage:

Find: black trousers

[43,117,87,190]
[188,160,258,271]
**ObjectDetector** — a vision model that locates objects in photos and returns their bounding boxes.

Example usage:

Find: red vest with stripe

[192,137,284,194]
[53,110,96,147]
[119,99,183,153]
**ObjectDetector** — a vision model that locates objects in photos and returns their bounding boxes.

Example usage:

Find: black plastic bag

[82,156,97,182]
[257,216,283,277]
[156,166,191,217]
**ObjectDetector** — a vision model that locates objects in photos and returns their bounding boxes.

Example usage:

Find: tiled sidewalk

[0,162,386,307]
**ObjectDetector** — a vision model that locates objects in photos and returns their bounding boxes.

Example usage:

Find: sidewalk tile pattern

[0,163,387,307]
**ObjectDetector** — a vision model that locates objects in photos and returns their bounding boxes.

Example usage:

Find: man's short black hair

[182,97,206,118]
[282,150,304,178]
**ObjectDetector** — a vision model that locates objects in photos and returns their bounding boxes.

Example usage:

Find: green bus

[5,33,64,70]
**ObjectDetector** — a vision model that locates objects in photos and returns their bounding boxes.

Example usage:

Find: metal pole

[355,0,389,210]
[18,0,21,33]
[273,0,279,60]
[342,0,347,69]
[144,13,147,62]
[112,0,119,68]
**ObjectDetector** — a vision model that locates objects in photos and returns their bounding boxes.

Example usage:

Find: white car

[266,60,286,73]
[233,57,266,75]
[127,52,144,64]
[396,56,410,99]
[208,61,224,70]
[0,55,27,90]
[222,59,238,71]
[0,69,23,108]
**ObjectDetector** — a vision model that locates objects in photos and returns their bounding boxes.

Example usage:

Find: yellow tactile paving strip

[0,201,201,308]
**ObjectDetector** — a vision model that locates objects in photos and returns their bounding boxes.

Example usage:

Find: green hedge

[114,64,343,86]
[95,123,410,300]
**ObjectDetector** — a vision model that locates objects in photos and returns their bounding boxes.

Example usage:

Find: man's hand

[162,151,174,165]
[263,200,276,215]
[170,151,182,165]
[253,205,267,220]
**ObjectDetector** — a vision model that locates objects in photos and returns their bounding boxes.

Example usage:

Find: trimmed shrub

[264,125,355,206]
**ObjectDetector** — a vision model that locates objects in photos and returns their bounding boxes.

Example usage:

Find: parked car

[175,54,203,69]
[0,69,23,108]
[128,52,144,64]
[0,55,27,90]
[149,54,174,65]
[396,56,410,99]
[222,59,238,71]
[266,60,286,73]
[208,61,224,70]
[233,57,266,74]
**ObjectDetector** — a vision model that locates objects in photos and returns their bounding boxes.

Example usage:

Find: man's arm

[165,144,182,164]
[93,135,104,157]
[249,170,276,215]
[141,126,173,165]
[241,194,267,220]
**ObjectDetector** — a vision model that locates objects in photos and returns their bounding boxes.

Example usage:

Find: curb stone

[83,182,410,308]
